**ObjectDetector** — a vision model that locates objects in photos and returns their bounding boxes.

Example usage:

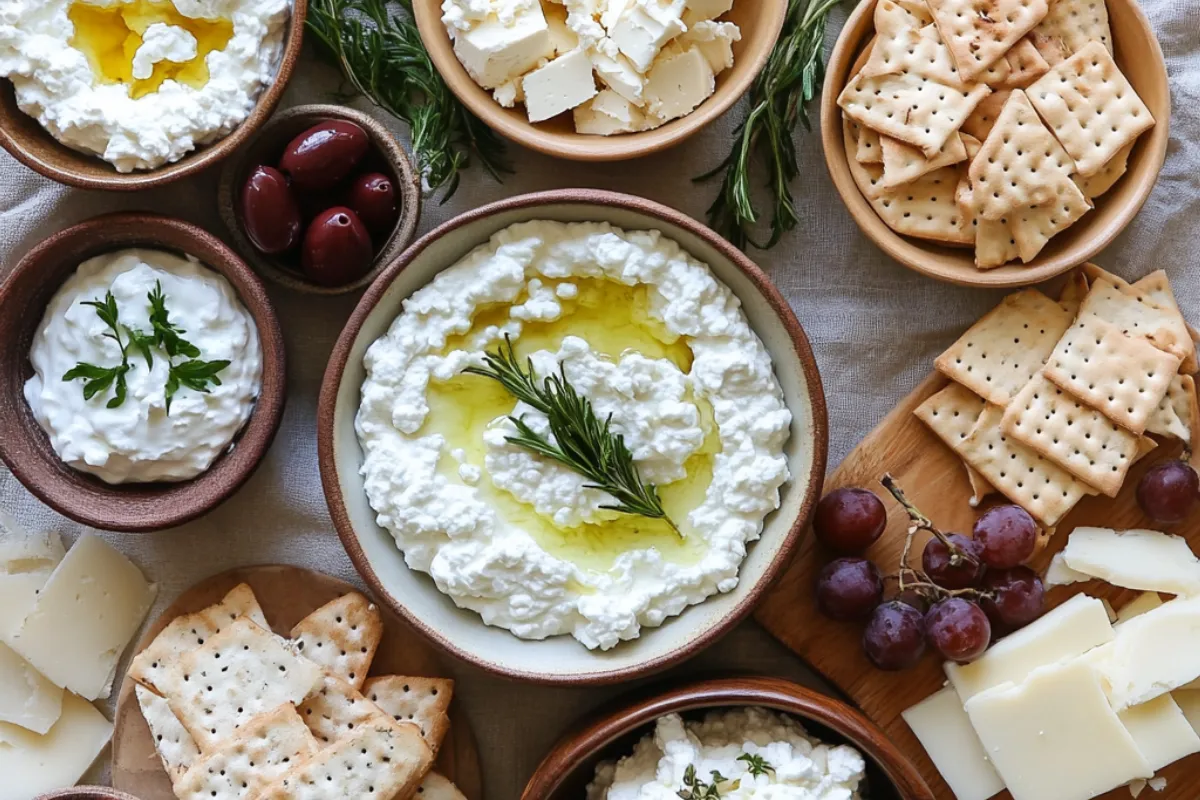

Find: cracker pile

[839,0,1155,269]
[129,585,464,800]
[916,266,1199,531]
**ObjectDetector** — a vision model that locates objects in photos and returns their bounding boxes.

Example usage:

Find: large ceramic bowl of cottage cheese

[319,189,827,684]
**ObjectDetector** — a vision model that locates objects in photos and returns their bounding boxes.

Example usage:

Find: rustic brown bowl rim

[0,212,287,532]
[520,676,934,800]
[317,188,829,685]
[0,0,307,191]
[217,103,422,295]
[410,0,787,162]
[822,0,1170,287]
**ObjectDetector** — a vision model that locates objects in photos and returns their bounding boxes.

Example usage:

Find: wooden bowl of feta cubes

[412,0,786,161]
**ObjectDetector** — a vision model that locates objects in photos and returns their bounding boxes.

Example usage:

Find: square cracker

[1043,317,1182,434]
[956,176,1018,269]
[927,0,1049,82]
[160,618,324,753]
[959,404,1096,526]
[130,583,269,695]
[1147,374,1197,443]
[1077,278,1195,369]
[1010,179,1093,263]
[1074,142,1133,200]
[174,704,318,800]
[297,673,390,746]
[291,592,382,691]
[363,676,454,756]
[961,89,1012,141]
[880,132,968,189]
[935,289,1075,406]
[1027,42,1154,177]
[136,684,200,782]
[1058,270,1090,316]
[1031,0,1112,61]
[999,38,1049,88]
[1131,270,1199,373]
[856,124,883,164]
[914,382,989,453]
[1001,372,1141,496]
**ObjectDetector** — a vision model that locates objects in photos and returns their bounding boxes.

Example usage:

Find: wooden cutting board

[111,565,482,800]
[754,372,1200,800]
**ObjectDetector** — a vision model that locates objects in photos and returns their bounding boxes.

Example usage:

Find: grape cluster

[813,478,1047,672]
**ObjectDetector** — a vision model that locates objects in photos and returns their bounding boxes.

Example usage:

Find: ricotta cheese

[586,708,867,800]
[356,221,791,650]
[0,0,290,172]
[24,248,263,484]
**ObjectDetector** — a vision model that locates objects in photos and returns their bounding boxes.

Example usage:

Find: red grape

[981,567,1045,629]
[1137,461,1199,525]
[863,601,926,671]
[922,533,984,589]
[926,598,991,662]
[813,488,887,554]
[973,505,1038,569]
[816,558,883,621]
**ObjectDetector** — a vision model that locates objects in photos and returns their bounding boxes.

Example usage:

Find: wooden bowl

[411,0,786,161]
[0,213,287,532]
[823,0,1170,287]
[318,189,828,685]
[0,0,307,191]
[36,789,142,800]
[217,104,422,295]
[521,677,934,800]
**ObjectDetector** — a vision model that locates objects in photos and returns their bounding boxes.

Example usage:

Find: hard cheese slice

[902,686,1005,800]
[1118,693,1200,772]
[964,659,1151,800]
[9,533,157,701]
[0,692,113,800]
[0,642,62,735]
[1117,592,1164,625]
[1102,595,1200,710]
[0,570,52,638]
[1062,528,1200,596]
[0,510,63,574]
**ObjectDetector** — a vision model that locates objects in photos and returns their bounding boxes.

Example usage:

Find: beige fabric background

[1,2,1196,797]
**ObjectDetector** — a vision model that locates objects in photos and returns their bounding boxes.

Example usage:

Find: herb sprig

[63,293,134,409]
[306,0,511,201]
[738,753,776,778]
[698,0,844,249]
[678,766,727,800]
[464,336,682,536]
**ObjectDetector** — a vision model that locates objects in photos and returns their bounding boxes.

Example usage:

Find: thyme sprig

[678,766,728,800]
[306,0,511,201]
[464,336,682,536]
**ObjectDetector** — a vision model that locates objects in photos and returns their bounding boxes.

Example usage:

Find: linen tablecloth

[1,3,1197,796]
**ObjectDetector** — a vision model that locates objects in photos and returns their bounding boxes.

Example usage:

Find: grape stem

[881,474,977,568]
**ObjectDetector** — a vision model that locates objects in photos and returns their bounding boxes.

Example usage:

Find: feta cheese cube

[591,38,646,105]
[493,78,524,107]
[644,45,715,124]
[544,1,580,55]
[451,3,556,88]
[680,20,740,73]
[523,48,599,122]
[610,0,687,72]
[682,0,733,26]
[574,89,648,134]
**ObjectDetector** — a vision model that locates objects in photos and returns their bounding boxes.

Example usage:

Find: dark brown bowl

[522,677,934,800]
[217,104,422,295]
[0,213,287,532]
[0,0,307,191]
[36,789,142,800]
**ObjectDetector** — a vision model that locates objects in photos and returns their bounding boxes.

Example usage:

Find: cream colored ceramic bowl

[318,189,828,685]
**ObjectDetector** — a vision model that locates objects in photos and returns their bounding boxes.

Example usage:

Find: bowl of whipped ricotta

[0,212,286,532]
[319,189,828,684]
[522,677,933,800]
[0,0,303,190]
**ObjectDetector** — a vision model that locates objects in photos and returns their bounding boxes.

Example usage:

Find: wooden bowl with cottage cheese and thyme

[0,213,286,532]
[318,189,828,685]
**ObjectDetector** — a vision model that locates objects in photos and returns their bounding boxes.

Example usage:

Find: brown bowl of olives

[218,104,421,295]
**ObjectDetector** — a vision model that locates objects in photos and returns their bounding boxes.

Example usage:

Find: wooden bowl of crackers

[824,0,1169,287]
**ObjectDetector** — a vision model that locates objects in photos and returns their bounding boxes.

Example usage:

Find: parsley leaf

[147,280,201,359]
[738,753,775,778]
[165,358,231,413]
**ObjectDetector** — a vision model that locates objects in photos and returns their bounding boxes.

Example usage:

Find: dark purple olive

[346,173,399,234]
[280,121,369,192]
[301,207,373,287]
[240,166,302,255]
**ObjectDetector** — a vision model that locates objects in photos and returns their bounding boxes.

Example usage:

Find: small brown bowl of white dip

[0,212,286,532]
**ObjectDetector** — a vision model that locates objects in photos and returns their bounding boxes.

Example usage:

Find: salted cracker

[856,124,883,164]
[1010,180,1093,263]
[1077,278,1195,369]
[966,464,997,506]
[1058,270,1090,317]
[961,89,1012,140]
[880,132,968,189]
[845,122,888,201]
[363,676,454,755]
[174,705,318,800]
[914,382,989,453]
[1043,317,1183,434]
[1031,0,1112,61]
[999,38,1049,88]
[418,773,467,800]
[130,583,269,695]
[1146,374,1197,443]
[297,673,389,745]
[1131,270,1199,374]
[876,0,932,31]
[1074,142,1133,200]
[1027,42,1154,178]
[927,0,1049,81]
[935,289,1075,406]
[136,684,200,782]
[291,592,382,691]
[958,176,1019,269]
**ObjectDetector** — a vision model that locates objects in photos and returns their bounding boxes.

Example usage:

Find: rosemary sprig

[464,336,682,536]
[698,0,845,249]
[306,0,511,201]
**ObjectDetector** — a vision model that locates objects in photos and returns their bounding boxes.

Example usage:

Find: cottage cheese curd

[441,0,740,133]
[0,0,290,171]
[587,708,868,800]
[356,221,791,650]
[25,249,263,484]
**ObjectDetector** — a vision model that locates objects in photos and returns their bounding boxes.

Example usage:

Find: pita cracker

[364,675,454,755]
[1074,142,1133,199]
[1077,278,1195,369]
[927,0,1049,82]
[1011,180,1093,263]
[1031,0,1112,60]
[999,37,1050,88]
[136,685,200,782]
[418,773,467,800]
[291,592,382,691]
[961,88,1012,140]
[935,289,1075,406]
[1058,270,1090,316]
[880,132,969,189]
[1027,42,1154,177]
[1147,374,1196,443]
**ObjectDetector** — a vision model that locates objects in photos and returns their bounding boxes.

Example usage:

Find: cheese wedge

[0,692,112,800]
[1062,528,1200,596]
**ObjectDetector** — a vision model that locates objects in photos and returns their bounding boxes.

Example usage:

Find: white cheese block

[591,38,646,105]
[523,48,599,122]
[1101,594,1200,710]
[0,692,113,800]
[644,46,715,123]
[1116,592,1164,625]
[9,533,156,701]
[964,660,1152,800]
[1118,693,1200,771]
[0,642,62,735]
[682,0,733,25]
[1044,551,1089,587]
[946,593,1114,702]
[901,686,1005,800]
[610,0,687,71]
[1063,527,1200,595]
[574,89,647,134]
[679,19,741,73]
[452,3,555,88]
[0,570,52,639]
[1173,689,1200,735]
[0,510,63,574]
